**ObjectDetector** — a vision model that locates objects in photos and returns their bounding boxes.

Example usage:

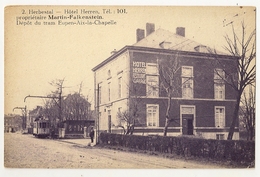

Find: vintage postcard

[3,4,256,176]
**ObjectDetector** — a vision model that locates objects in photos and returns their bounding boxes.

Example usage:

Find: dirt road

[4,133,225,169]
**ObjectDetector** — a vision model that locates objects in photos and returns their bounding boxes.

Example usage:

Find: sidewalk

[57,137,95,147]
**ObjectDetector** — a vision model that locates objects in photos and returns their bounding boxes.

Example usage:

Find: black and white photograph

[2,1,258,176]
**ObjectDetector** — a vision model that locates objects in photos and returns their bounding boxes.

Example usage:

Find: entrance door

[182,114,194,135]
[108,110,111,133]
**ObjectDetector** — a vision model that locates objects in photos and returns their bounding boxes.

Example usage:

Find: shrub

[99,132,254,166]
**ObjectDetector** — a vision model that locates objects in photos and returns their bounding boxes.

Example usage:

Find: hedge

[99,133,255,166]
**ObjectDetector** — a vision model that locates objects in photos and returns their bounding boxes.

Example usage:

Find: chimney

[176,27,185,37]
[146,23,155,36]
[136,28,145,42]
[111,49,117,55]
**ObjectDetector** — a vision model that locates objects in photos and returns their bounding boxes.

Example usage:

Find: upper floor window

[182,66,193,98]
[214,69,225,100]
[147,104,159,127]
[215,107,225,128]
[108,82,111,102]
[107,70,111,78]
[215,84,225,100]
[214,68,225,80]
[146,63,159,98]
[146,63,158,75]
[146,75,159,97]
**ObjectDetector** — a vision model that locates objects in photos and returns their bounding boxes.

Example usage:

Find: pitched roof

[92,28,234,71]
[133,28,226,55]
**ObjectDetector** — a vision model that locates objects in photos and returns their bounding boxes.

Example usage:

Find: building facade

[4,114,23,132]
[92,23,239,140]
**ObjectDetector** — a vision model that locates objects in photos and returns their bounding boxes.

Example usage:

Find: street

[4,133,225,169]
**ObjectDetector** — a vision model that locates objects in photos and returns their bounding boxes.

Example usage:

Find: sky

[3,4,256,115]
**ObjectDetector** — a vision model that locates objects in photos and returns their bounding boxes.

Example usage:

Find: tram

[33,118,50,138]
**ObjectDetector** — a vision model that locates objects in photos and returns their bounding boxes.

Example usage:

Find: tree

[49,78,65,127]
[159,54,181,136]
[240,85,255,140]
[213,22,256,140]
[43,80,92,129]
[42,98,59,128]
[116,83,145,135]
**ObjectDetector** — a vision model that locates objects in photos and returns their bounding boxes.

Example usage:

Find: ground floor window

[215,107,225,128]
[216,134,225,140]
[147,104,159,127]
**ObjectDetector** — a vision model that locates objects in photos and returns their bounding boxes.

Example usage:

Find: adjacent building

[92,23,239,140]
[62,93,94,134]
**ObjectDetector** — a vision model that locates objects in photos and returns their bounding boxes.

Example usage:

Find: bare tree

[43,80,92,130]
[159,54,194,136]
[159,54,181,136]
[49,78,65,127]
[116,83,145,135]
[240,85,255,140]
[213,22,256,140]
[116,110,133,134]
[42,98,59,128]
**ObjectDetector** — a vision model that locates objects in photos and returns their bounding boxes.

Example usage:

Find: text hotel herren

[16,8,128,26]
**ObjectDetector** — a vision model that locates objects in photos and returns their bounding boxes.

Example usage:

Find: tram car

[33,118,50,138]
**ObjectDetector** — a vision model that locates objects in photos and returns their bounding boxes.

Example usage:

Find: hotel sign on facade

[132,61,146,84]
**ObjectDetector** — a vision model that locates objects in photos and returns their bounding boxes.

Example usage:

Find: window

[214,68,225,80]
[146,63,158,75]
[118,77,122,98]
[214,69,225,99]
[216,134,225,140]
[107,70,111,78]
[147,104,159,127]
[215,107,225,128]
[215,84,225,99]
[146,63,159,97]
[182,66,193,98]
[146,76,159,97]
[108,82,111,102]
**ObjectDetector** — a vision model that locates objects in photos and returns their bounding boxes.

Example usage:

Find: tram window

[42,123,46,128]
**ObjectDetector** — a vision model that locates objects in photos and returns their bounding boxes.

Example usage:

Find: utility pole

[24,95,61,128]
[13,106,27,130]
[95,84,100,144]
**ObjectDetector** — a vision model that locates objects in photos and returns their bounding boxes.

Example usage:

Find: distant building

[92,23,239,140]
[28,106,43,128]
[4,114,23,132]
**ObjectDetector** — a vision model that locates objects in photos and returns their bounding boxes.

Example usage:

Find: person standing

[89,127,95,143]
[51,126,55,139]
